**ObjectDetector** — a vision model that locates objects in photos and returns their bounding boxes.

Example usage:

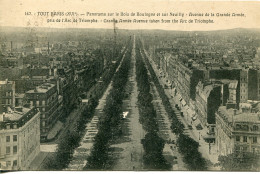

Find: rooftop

[26,83,55,94]
[197,81,222,98]
[203,85,214,97]
[0,107,31,121]
[234,113,260,123]
[228,80,238,89]
[218,106,260,123]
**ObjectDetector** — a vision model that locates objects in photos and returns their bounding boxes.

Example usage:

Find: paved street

[112,36,146,171]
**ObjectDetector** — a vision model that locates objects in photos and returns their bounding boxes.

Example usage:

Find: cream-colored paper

[0,0,259,172]
[0,0,259,31]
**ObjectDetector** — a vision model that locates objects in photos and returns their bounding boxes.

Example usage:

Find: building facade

[240,69,248,103]
[25,82,61,141]
[0,80,15,113]
[216,105,260,156]
[0,107,40,170]
[195,81,222,135]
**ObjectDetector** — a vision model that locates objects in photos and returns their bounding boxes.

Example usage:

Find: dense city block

[0,27,260,171]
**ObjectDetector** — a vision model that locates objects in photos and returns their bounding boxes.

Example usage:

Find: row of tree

[92,45,129,101]
[176,134,207,170]
[45,98,98,170]
[139,40,207,171]
[135,41,170,170]
[44,42,129,170]
[85,42,132,170]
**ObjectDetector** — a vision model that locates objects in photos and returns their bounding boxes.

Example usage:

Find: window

[42,121,45,127]
[42,114,45,119]
[243,136,247,142]
[236,136,240,142]
[36,101,39,106]
[13,135,17,142]
[42,100,45,106]
[237,125,249,131]
[13,160,17,166]
[6,146,10,154]
[236,124,241,129]
[253,137,257,143]
[42,107,45,112]
[30,101,33,106]
[253,125,259,131]
[6,124,10,129]
[6,136,10,142]
[6,161,11,167]
[13,146,17,154]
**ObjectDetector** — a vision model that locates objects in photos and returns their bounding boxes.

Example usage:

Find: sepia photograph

[0,0,260,172]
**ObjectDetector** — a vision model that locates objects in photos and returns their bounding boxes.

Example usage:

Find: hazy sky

[0,0,259,31]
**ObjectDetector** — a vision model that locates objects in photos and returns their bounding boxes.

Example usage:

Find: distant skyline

[0,25,260,32]
[0,0,260,31]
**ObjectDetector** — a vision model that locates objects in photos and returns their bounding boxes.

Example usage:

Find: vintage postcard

[0,0,259,172]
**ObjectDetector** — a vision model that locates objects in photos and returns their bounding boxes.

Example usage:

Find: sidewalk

[144,50,220,169]
[47,121,63,140]
[29,152,49,170]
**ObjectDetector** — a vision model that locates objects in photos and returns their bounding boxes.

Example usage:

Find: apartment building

[0,107,40,170]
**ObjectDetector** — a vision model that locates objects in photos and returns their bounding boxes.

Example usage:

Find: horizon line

[1,25,260,32]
